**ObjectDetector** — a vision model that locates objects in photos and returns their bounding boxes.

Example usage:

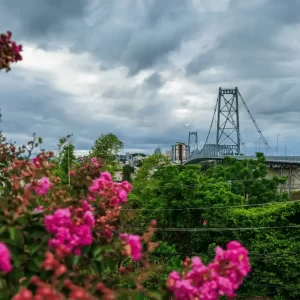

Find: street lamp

[277,134,280,156]
[284,137,287,156]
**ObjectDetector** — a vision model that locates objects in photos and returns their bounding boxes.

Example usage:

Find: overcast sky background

[1,0,300,156]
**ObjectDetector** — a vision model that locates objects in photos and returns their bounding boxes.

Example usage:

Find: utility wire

[122,199,300,211]
[131,178,292,191]
[150,251,300,257]
[121,225,300,232]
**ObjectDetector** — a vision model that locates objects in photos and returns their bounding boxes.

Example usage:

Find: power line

[121,225,300,232]
[122,199,300,211]
[150,250,300,257]
[132,178,290,191]
[130,179,293,194]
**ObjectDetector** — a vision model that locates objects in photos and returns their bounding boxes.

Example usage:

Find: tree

[122,164,134,182]
[51,134,76,185]
[126,157,300,298]
[59,142,76,184]
[90,133,123,172]
[127,164,244,255]
[205,153,288,204]
[129,154,169,197]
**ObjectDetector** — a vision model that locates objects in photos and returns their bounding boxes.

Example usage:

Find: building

[117,152,147,167]
[114,171,123,182]
[117,153,133,164]
[171,141,190,164]
[165,150,172,160]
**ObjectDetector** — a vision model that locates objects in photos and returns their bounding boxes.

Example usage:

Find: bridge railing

[188,154,300,163]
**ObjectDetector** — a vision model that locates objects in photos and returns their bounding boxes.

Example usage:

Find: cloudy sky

[1,0,300,156]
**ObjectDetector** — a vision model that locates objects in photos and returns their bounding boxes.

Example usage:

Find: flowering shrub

[0,31,22,71]
[167,241,251,299]
[0,134,165,299]
[68,156,105,197]
[0,31,251,299]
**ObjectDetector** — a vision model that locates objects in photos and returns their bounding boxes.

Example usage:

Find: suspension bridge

[186,87,300,192]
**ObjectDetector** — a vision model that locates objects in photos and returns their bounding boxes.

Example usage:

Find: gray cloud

[0,0,88,43]
[1,0,300,155]
[143,73,164,88]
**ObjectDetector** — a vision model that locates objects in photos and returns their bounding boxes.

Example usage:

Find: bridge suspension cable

[238,91,273,156]
[203,98,218,148]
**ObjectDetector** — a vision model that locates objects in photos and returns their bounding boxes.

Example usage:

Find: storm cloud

[0,0,300,155]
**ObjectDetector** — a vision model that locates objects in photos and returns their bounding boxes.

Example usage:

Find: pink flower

[33,206,44,213]
[82,200,94,212]
[120,233,142,261]
[0,242,12,273]
[83,211,95,227]
[121,181,132,193]
[101,171,112,181]
[34,177,51,196]
[69,171,75,176]
[91,157,100,168]
[44,204,94,255]
[32,156,40,168]
[167,241,251,299]
[117,189,128,203]
[88,172,132,206]
[45,208,71,234]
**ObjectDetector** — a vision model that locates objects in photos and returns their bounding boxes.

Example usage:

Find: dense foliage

[122,165,134,182]
[127,154,300,299]
[90,133,123,173]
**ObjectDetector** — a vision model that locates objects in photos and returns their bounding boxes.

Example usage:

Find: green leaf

[72,255,81,267]
[81,246,91,255]
[0,281,9,300]
[8,227,24,249]
[13,254,27,268]
[146,291,163,300]
[27,242,42,255]
[26,254,44,273]
[7,267,24,287]
[135,293,145,300]
[29,230,47,239]
[15,216,28,226]
[27,260,40,272]
[105,257,116,271]
[92,247,102,259]
[91,261,102,276]
[0,225,7,235]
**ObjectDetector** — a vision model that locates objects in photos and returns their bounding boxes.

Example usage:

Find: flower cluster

[0,31,22,71]
[0,242,12,273]
[69,156,104,193]
[88,171,132,206]
[33,205,44,213]
[44,201,95,255]
[2,151,57,217]
[167,241,251,299]
[34,176,51,196]
[12,252,97,300]
[119,233,142,261]
[90,157,100,168]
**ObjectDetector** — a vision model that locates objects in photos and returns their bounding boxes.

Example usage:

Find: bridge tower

[216,87,241,155]
[188,131,198,156]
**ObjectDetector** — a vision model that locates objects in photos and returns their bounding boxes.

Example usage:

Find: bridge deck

[188,155,300,165]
